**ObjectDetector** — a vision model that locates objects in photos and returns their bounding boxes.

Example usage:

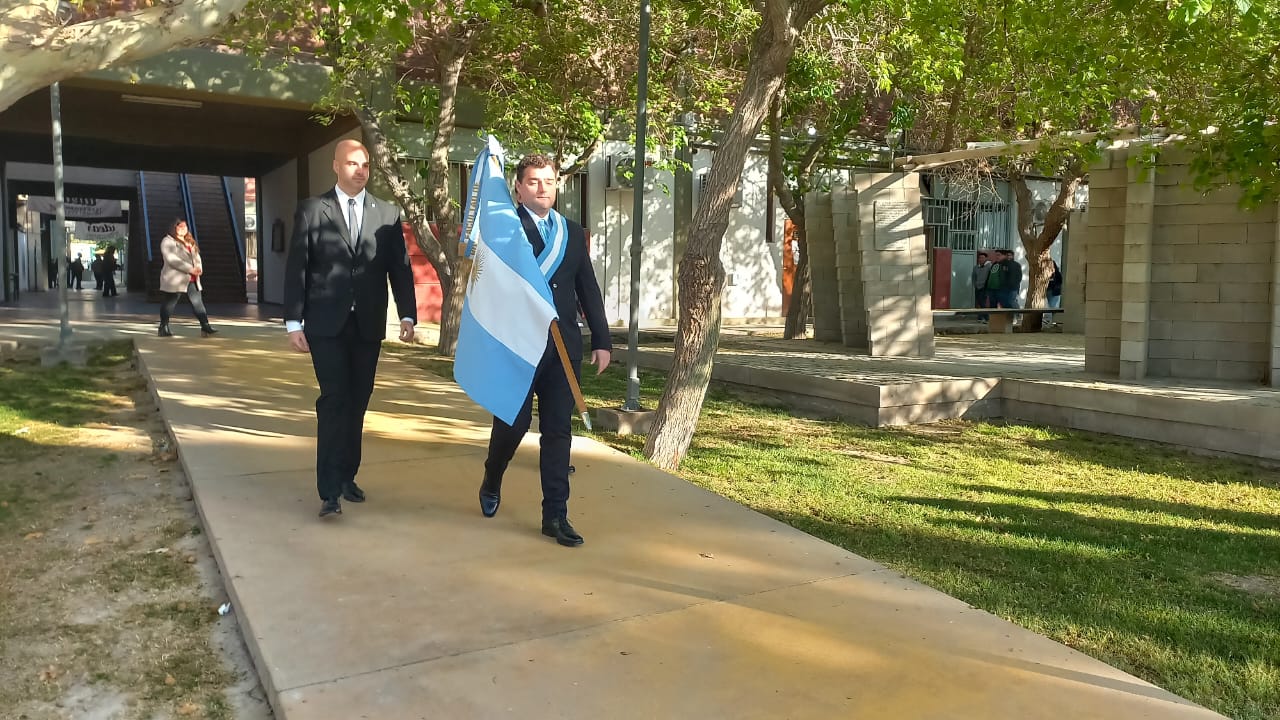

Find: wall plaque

[873,200,913,251]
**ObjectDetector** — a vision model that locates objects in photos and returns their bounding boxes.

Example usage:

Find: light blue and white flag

[455,136,558,425]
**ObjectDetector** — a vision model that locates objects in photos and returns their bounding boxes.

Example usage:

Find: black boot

[198,314,218,337]
[158,324,173,337]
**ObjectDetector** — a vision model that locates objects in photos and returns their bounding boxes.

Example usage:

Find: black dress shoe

[341,482,366,503]
[479,489,500,518]
[319,498,342,517]
[479,472,502,518]
[541,517,584,547]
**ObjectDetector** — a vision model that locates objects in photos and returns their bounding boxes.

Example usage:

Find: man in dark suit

[284,138,418,518]
[478,153,611,547]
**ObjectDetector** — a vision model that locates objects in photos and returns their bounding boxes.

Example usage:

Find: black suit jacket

[284,189,417,341]
[517,206,611,365]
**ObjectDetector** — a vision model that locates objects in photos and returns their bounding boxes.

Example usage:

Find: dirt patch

[902,422,968,439]
[1209,572,1280,598]
[1,345,271,720]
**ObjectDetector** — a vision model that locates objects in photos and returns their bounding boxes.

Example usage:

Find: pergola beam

[893,125,1141,172]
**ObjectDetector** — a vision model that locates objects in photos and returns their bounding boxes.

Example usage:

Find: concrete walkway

[0,294,1225,718]
[118,322,1226,719]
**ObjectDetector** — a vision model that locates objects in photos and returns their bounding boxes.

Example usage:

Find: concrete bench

[934,307,1061,333]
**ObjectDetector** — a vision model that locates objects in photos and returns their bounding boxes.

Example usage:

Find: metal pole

[50,82,72,347]
[622,0,651,412]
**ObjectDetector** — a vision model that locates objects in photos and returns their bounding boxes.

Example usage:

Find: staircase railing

[221,177,246,273]
[138,172,153,261]
[178,174,197,240]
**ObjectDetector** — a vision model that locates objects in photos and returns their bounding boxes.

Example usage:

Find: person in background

[158,219,218,337]
[101,246,119,298]
[91,254,104,290]
[997,248,1022,309]
[1046,258,1063,323]
[68,253,84,290]
[971,251,992,321]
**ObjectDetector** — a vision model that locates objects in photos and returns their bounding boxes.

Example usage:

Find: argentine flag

[455,136,559,425]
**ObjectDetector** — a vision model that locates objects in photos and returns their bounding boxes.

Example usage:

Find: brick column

[805,191,842,343]
[1082,152,1126,375]
[1271,201,1280,387]
[1062,210,1086,334]
[831,186,867,348]
[1119,160,1155,380]
[840,172,934,357]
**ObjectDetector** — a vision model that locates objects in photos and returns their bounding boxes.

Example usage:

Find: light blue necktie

[538,218,551,245]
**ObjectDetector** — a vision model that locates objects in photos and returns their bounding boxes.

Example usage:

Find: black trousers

[102,272,117,297]
[484,341,575,520]
[160,285,210,327]
[306,313,381,501]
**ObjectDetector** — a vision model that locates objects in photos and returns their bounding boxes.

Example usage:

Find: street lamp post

[50,82,72,349]
[622,0,652,412]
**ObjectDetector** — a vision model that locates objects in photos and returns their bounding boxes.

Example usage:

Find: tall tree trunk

[785,246,811,338]
[426,37,471,355]
[644,0,827,470]
[767,97,819,340]
[354,102,459,345]
[1011,168,1082,332]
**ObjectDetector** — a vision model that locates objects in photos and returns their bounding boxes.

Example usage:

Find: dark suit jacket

[517,206,611,366]
[284,189,417,341]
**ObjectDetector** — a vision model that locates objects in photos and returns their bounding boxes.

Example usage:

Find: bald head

[333,139,371,196]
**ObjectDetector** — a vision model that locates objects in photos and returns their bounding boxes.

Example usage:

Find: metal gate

[921,197,1009,251]
[922,196,1011,308]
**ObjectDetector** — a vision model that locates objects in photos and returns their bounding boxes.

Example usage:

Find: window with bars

[921,196,1008,252]
[922,198,952,249]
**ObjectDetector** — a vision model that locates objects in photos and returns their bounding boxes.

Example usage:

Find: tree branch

[768,93,803,226]
[0,0,252,113]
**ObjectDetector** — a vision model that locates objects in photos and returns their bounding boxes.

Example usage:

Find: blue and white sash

[536,208,568,280]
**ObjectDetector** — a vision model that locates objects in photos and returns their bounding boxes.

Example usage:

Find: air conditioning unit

[607,155,653,193]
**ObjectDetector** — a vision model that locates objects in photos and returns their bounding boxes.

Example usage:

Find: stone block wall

[806,192,841,343]
[808,173,935,357]
[830,185,869,346]
[1082,148,1279,382]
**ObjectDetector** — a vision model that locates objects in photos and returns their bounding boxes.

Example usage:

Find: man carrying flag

[456,143,611,547]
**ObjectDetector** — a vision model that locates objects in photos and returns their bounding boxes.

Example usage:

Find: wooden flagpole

[549,321,592,431]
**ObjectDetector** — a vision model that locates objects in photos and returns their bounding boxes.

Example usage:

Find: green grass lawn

[390,346,1280,720]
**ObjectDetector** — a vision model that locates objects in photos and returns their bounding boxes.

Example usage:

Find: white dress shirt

[334,185,366,237]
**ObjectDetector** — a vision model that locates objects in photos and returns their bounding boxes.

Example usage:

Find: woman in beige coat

[158,218,217,337]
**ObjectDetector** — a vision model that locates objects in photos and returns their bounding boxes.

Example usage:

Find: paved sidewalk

[130,324,1221,719]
